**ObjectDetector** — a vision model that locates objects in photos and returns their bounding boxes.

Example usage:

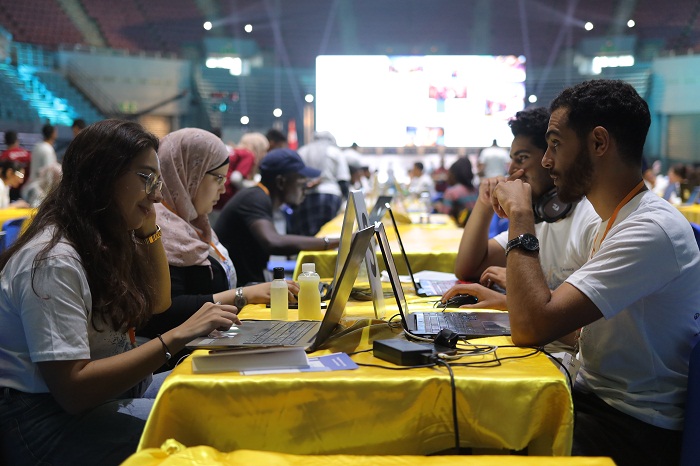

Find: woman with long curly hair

[0,120,240,465]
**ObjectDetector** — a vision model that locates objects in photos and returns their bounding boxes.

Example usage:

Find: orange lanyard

[257,182,270,196]
[590,180,646,257]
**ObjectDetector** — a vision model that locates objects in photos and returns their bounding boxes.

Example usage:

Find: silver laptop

[368,195,393,223]
[187,225,375,352]
[374,222,511,338]
[384,205,459,297]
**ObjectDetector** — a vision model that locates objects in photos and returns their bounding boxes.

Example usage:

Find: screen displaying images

[315,55,526,148]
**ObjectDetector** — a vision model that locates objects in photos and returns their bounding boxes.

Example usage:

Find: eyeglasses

[15,171,24,180]
[134,172,163,195]
[206,172,226,186]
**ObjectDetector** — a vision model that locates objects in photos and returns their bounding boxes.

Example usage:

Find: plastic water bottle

[298,263,322,320]
[419,191,432,224]
[270,266,288,321]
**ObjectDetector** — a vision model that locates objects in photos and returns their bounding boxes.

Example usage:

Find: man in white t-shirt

[30,124,57,182]
[289,131,350,236]
[448,107,598,311]
[487,80,700,466]
[477,139,510,178]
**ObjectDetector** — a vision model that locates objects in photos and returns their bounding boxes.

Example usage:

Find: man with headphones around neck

[443,107,599,311]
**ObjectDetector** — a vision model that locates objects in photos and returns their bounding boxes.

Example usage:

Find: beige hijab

[155,128,229,267]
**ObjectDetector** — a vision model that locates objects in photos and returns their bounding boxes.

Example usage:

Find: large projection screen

[315,55,526,148]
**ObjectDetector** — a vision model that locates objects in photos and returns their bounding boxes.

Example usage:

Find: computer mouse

[444,294,478,308]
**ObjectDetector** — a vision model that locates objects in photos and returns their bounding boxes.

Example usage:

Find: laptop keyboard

[242,321,317,345]
[415,312,479,334]
[419,280,457,296]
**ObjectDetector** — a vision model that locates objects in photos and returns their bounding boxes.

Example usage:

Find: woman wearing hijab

[137,128,297,342]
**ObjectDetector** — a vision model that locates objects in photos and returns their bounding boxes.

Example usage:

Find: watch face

[521,233,539,251]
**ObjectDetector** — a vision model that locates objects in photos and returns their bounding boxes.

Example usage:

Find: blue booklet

[240,352,358,375]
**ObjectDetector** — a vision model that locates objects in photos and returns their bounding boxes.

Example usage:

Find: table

[678,204,700,224]
[294,212,465,279]
[138,295,574,456]
[126,443,615,466]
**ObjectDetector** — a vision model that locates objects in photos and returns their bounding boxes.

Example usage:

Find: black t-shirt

[137,259,228,338]
[214,185,273,286]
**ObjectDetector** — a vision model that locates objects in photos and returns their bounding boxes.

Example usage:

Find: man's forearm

[455,201,496,280]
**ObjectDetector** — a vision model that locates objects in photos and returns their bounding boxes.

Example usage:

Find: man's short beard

[557,142,594,203]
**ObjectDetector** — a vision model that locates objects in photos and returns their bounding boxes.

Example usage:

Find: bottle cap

[302,263,316,273]
[273,267,285,279]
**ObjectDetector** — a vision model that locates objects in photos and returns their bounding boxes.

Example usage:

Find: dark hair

[41,123,55,140]
[0,119,160,331]
[670,163,688,180]
[550,79,650,165]
[266,128,287,144]
[0,159,23,179]
[508,107,550,152]
[3,130,17,146]
[449,157,474,189]
[414,162,424,171]
[72,119,86,130]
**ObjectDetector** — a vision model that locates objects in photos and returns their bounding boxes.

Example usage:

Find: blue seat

[681,334,700,466]
[1,217,27,252]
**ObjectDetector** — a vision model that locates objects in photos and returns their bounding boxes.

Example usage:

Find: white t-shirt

[494,198,599,289]
[298,140,350,197]
[29,141,57,182]
[478,146,510,178]
[0,228,133,393]
[566,191,700,430]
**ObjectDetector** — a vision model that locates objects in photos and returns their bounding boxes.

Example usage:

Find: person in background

[477,138,510,178]
[0,120,239,466]
[1,130,31,200]
[445,107,598,311]
[0,160,30,208]
[71,118,86,138]
[289,131,350,236]
[407,161,435,196]
[213,132,269,214]
[266,128,288,151]
[663,163,689,204]
[1,130,31,166]
[488,80,699,465]
[29,123,57,182]
[20,162,62,207]
[434,157,478,226]
[138,129,298,343]
[431,155,450,194]
[215,148,339,286]
[343,143,371,194]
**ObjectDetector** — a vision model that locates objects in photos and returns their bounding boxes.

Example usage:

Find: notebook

[385,204,459,297]
[186,225,375,352]
[374,222,511,338]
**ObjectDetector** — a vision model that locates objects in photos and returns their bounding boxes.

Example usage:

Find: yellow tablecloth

[294,213,464,279]
[126,441,614,466]
[138,296,573,457]
[678,204,700,224]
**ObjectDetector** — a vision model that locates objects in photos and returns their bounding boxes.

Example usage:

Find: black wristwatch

[505,233,540,257]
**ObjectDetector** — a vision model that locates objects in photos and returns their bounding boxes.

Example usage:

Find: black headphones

[533,188,573,223]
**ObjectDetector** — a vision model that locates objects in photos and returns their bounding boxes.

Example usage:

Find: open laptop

[368,195,393,224]
[321,191,386,318]
[374,222,511,338]
[385,204,459,297]
[187,225,375,352]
